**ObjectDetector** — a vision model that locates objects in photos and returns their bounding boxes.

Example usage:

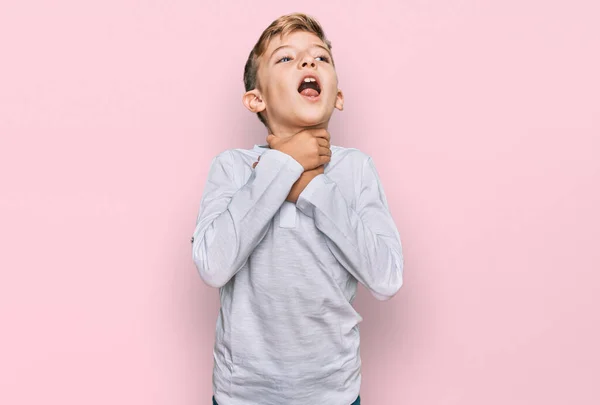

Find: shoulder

[211,146,256,166]
[331,144,372,167]
[207,147,256,189]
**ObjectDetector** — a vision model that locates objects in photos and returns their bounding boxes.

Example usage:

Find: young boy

[192,12,403,405]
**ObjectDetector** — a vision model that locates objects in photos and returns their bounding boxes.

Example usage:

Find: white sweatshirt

[192,143,403,405]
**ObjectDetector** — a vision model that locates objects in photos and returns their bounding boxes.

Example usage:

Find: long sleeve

[295,156,404,300]
[192,148,304,288]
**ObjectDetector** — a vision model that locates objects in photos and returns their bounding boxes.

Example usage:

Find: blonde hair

[243,12,335,128]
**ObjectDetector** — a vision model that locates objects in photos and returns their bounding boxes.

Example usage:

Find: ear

[335,88,344,111]
[243,89,266,113]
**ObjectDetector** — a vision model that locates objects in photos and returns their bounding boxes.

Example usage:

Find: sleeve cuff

[295,173,331,218]
[260,148,304,176]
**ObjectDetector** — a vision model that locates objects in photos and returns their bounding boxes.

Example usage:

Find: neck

[266,120,329,140]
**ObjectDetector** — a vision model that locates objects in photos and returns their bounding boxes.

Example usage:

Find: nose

[300,55,316,68]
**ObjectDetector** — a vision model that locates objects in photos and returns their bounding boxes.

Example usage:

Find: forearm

[193,149,304,287]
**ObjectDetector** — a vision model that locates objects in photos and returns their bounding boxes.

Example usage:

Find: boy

[192,12,403,405]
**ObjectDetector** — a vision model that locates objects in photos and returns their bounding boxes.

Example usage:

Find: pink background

[1,0,599,404]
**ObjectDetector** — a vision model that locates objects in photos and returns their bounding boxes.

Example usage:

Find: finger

[319,146,332,156]
[311,130,330,141]
[319,155,331,165]
[317,138,330,148]
[252,161,258,168]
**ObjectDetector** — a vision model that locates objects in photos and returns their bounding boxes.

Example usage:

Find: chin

[295,116,326,127]
[296,110,333,126]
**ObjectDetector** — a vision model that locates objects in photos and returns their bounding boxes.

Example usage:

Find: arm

[192,149,304,288]
[295,156,404,300]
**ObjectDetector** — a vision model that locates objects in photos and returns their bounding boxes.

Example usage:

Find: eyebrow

[269,44,331,61]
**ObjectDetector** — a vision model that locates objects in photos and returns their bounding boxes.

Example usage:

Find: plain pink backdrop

[1,1,599,404]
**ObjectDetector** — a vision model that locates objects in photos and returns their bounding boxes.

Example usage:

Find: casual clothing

[212,395,361,405]
[192,143,403,405]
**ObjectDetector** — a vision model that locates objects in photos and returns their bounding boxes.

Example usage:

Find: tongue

[300,88,319,97]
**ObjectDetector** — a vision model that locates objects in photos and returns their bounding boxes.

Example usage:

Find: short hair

[243,12,335,128]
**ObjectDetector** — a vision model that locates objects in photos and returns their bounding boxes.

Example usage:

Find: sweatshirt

[191,143,404,405]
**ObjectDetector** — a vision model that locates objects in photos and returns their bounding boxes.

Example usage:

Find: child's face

[245,30,344,133]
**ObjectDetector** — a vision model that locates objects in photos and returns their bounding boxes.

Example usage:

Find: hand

[252,152,325,203]
[252,153,325,203]
[266,129,331,170]
[285,164,324,203]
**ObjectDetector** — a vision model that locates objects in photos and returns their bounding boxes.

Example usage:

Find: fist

[266,129,331,171]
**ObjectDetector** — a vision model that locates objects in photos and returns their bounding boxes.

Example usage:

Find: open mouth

[297,76,321,98]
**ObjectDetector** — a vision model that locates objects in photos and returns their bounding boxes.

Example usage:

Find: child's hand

[254,128,330,202]
[252,156,323,203]
[266,129,331,170]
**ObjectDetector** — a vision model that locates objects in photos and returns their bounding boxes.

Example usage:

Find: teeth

[303,77,317,82]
